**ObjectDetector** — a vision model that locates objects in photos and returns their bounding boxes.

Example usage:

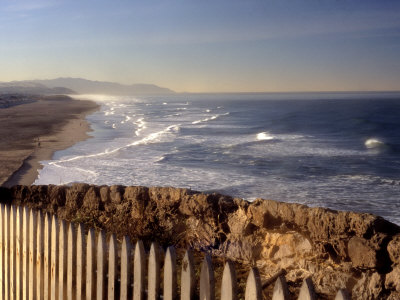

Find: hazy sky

[0,0,399,92]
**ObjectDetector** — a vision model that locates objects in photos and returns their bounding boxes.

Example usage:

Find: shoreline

[0,95,99,187]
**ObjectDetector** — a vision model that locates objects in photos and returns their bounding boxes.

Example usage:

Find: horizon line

[1,77,400,95]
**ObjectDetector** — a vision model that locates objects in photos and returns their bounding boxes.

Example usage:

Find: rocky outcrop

[0,184,399,299]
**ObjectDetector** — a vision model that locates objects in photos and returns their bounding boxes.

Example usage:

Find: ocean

[34,92,400,224]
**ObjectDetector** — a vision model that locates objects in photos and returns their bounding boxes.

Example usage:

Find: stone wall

[0,184,399,299]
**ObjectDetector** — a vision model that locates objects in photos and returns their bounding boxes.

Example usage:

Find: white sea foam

[256,132,275,141]
[46,122,181,170]
[155,156,166,162]
[365,138,385,149]
[70,94,119,102]
[134,118,146,136]
[192,112,230,125]
[127,124,180,146]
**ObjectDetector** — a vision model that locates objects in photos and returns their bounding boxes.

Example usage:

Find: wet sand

[0,95,99,186]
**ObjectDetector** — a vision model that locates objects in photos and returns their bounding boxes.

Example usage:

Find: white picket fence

[0,203,351,300]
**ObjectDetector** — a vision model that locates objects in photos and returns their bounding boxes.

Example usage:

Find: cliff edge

[1,184,399,299]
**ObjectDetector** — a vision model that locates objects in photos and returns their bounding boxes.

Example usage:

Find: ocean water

[34,93,400,224]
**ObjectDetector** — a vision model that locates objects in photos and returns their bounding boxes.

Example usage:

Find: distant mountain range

[0,78,175,95]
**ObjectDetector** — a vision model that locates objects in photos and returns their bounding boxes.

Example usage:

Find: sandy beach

[0,95,99,186]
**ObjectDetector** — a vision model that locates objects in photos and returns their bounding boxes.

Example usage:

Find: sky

[0,0,399,93]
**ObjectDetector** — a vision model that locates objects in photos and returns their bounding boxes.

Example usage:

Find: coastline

[0,95,99,186]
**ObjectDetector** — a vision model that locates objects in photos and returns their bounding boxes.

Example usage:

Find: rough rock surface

[1,184,399,299]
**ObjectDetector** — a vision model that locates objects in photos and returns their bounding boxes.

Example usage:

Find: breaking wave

[365,138,385,149]
[192,112,230,125]
[256,132,276,141]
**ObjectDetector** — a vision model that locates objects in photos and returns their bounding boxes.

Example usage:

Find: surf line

[48,123,182,166]
[192,112,230,125]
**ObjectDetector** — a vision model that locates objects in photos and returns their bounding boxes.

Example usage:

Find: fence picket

[0,204,4,298]
[164,246,177,300]
[133,240,145,300]
[76,223,86,300]
[148,242,161,300]
[86,228,96,300]
[59,220,68,300]
[28,209,37,300]
[4,205,10,300]
[16,206,23,300]
[297,277,316,300]
[108,234,117,300]
[200,255,215,300]
[44,213,52,300]
[272,276,290,300]
[181,249,195,300]
[0,203,355,300]
[121,236,133,300]
[67,223,76,300]
[36,211,44,300]
[51,215,59,300]
[96,231,107,300]
[221,261,237,300]
[0,204,5,299]
[22,207,29,300]
[245,268,262,300]
[335,289,350,300]
[10,205,17,300]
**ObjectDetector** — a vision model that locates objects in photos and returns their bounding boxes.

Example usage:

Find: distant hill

[0,94,37,108]
[0,81,76,95]
[31,78,175,95]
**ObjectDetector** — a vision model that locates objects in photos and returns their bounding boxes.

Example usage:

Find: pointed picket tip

[50,215,59,300]
[164,246,177,300]
[121,236,133,300]
[35,210,44,300]
[221,261,237,300]
[200,254,215,300]
[245,267,262,300]
[272,276,290,300]
[43,212,52,300]
[28,208,37,300]
[298,277,317,300]
[76,223,86,300]
[181,249,195,300]
[335,289,350,300]
[15,205,23,300]
[67,222,77,300]
[148,242,161,300]
[108,234,118,300]
[96,230,107,300]
[58,219,68,300]
[86,228,96,300]
[134,240,146,300]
